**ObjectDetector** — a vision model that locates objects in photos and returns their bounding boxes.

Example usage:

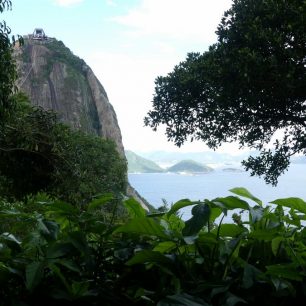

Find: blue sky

[3,0,240,153]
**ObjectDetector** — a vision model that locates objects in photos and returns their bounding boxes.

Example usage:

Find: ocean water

[128,164,306,220]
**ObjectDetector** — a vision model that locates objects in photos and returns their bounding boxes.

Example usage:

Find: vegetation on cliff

[0,0,17,120]
[0,93,127,204]
[17,37,103,136]
[44,39,86,74]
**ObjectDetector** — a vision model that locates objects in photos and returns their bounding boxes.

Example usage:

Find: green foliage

[0,0,16,119]
[0,194,129,304]
[115,189,306,305]
[0,93,127,203]
[144,0,306,185]
[0,93,60,197]
[45,39,86,74]
[0,0,11,12]
[51,123,127,204]
[1,189,306,304]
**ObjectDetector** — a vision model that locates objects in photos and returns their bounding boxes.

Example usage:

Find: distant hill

[167,160,213,173]
[125,151,165,173]
[137,150,254,167]
[222,168,244,173]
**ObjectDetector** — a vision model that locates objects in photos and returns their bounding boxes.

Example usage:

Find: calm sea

[128,164,306,219]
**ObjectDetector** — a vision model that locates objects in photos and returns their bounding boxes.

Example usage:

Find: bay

[128,164,306,220]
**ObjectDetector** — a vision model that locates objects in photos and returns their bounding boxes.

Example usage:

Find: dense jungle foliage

[0,93,127,204]
[1,190,306,305]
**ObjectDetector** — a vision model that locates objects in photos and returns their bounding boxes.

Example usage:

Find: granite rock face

[14,38,124,156]
[14,38,148,210]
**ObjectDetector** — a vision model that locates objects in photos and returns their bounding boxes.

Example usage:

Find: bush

[0,93,127,203]
[0,189,306,305]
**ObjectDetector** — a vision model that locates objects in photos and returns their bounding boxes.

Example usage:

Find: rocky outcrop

[14,38,148,210]
[14,38,124,156]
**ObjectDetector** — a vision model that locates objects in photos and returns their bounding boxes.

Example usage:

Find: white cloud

[106,0,117,7]
[84,0,241,153]
[53,0,83,7]
[112,0,232,45]
[86,50,180,152]
[86,48,247,154]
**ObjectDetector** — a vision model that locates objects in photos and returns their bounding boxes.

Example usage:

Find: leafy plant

[0,0,16,120]
[0,93,127,203]
[115,188,306,305]
[144,0,306,185]
[0,193,129,305]
[1,188,306,305]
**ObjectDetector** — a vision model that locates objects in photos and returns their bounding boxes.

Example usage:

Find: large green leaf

[46,242,74,259]
[242,264,263,289]
[229,187,262,206]
[48,263,70,292]
[0,233,21,245]
[70,281,94,298]
[37,219,59,240]
[153,241,177,253]
[25,261,45,291]
[249,206,265,223]
[0,209,29,218]
[225,293,247,306]
[271,237,283,257]
[157,293,209,306]
[123,197,146,218]
[182,203,210,236]
[167,199,199,217]
[57,259,80,273]
[126,250,173,266]
[271,277,295,294]
[87,193,114,211]
[213,196,249,211]
[266,264,303,281]
[197,232,218,247]
[270,198,306,214]
[212,224,247,237]
[67,231,89,254]
[47,201,78,216]
[114,217,168,239]
[210,207,222,222]
[249,228,279,241]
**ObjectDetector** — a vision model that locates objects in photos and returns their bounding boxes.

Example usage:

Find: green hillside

[125,150,165,173]
[167,160,213,173]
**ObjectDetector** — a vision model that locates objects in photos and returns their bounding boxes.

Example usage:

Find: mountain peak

[14,37,124,155]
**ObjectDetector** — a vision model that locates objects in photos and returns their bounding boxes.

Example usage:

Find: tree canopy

[145,0,306,184]
[0,1,127,203]
[0,0,16,119]
[0,94,127,203]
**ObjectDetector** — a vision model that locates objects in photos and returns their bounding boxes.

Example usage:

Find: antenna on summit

[32,28,47,40]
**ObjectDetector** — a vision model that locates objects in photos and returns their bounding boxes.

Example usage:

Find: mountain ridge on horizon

[131,149,306,168]
[127,150,223,174]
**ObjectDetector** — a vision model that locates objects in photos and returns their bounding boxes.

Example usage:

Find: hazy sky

[4,0,241,153]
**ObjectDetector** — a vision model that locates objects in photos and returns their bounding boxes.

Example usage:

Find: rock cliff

[14,37,148,209]
[14,38,124,156]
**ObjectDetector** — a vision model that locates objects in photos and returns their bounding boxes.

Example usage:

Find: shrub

[0,93,127,203]
[1,189,306,305]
